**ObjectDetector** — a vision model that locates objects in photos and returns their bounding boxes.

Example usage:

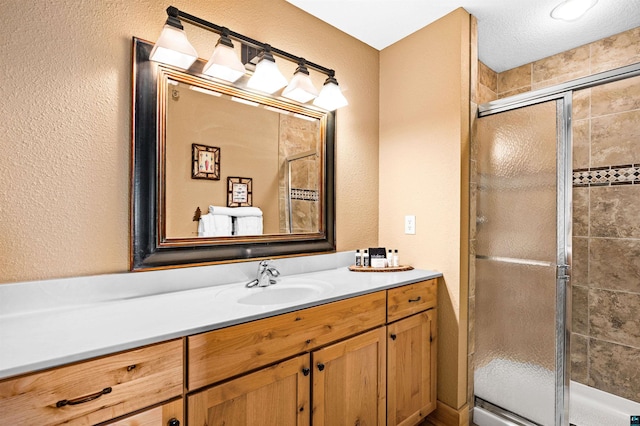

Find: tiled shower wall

[472,26,640,405]
[278,114,321,233]
[571,75,640,403]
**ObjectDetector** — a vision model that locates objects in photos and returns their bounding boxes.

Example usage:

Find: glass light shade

[203,40,246,83]
[247,57,288,94]
[282,70,319,103]
[150,24,198,69]
[313,79,348,111]
[550,0,597,21]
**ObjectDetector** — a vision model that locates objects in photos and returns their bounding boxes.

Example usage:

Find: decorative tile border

[573,164,640,187]
[290,188,319,201]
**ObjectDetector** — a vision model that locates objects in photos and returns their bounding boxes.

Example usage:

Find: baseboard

[425,401,470,426]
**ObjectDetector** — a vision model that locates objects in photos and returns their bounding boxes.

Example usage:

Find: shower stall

[472,63,640,426]
[284,150,319,233]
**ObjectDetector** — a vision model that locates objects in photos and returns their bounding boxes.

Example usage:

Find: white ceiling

[285,0,640,72]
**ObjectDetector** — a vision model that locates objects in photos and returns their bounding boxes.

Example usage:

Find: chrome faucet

[246,260,280,288]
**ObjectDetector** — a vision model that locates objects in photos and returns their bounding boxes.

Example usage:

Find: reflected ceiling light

[313,73,348,111]
[263,106,291,115]
[231,97,259,106]
[551,0,598,21]
[247,45,288,94]
[149,7,198,69]
[293,113,317,122]
[150,6,348,109]
[282,60,319,103]
[203,28,246,83]
[190,85,222,96]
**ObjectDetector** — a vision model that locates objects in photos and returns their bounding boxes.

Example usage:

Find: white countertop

[0,254,441,380]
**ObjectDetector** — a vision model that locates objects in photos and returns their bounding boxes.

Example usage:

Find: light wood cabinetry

[0,278,437,426]
[107,398,183,426]
[0,339,183,426]
[386,279,438,426]
[387,279,437,323]
[187,355,310,426]
[187,291,386,390]
[311,327,387,426]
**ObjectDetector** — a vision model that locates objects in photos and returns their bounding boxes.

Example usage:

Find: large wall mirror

[131,38,335,270]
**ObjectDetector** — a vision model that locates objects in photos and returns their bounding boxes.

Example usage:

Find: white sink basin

[216,278,334,306]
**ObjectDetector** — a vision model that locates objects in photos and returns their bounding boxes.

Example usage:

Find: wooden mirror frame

[131,38,335,270]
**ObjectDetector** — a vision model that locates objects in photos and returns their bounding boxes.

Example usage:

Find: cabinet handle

[302,367,311,376]
[317,362,325,371]
[408,296,422,303]
[56,387,112,407]
[168,418,180,426]
[390,333,397,340]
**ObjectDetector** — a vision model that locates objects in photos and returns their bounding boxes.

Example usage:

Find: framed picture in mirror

[192,144,220,180]
[227,177,252,207]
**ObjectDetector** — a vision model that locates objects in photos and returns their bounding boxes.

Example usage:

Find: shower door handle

[556,264,570,280]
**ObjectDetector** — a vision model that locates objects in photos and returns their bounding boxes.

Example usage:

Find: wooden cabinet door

[387,309,437,426]
[311,327,386,426]
[187,354,310,426]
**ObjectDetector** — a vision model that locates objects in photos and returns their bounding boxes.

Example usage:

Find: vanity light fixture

[246,45,289,94]
[203,28,246,83]
[149,8,198,69]
[313,72,349,111]
[150,6,348,110]
[282,59,319,103]
[550,0,598,21]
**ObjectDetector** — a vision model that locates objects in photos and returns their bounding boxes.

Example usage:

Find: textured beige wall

[379,8,471,410]
[0,0,379,283]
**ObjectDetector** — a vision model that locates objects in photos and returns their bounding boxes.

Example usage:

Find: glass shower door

[474,97,570,426]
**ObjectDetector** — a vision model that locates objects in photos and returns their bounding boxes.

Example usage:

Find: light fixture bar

[167,6,335,78]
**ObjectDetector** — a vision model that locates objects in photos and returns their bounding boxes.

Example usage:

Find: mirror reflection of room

[164,79,321,239]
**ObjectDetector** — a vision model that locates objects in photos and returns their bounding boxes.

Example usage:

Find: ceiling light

[247,46,288,94]
[203,28,246,83]
[149,7,198,69]
[551,0,598,21]
[282,60,319,103]
[313,73,348,111]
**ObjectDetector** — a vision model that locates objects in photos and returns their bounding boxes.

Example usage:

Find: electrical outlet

[404,215,416,234]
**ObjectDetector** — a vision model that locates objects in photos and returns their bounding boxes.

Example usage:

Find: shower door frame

[476,92,572,426]
[475,62,640,426]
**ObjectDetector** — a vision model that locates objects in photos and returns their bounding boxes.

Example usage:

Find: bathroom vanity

[0,262,439,425]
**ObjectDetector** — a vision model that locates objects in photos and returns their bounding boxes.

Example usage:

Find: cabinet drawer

[387,279,437,323]
[188,291,386,390]
[0,339,183,426]
[107,398,183,426]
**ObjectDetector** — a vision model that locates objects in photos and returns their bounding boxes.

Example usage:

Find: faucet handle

[267,266,280,277]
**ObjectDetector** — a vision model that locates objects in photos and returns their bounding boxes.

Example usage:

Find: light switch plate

[405,215,416,234]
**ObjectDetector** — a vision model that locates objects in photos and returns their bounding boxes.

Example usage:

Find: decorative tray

[348,265,414,272]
